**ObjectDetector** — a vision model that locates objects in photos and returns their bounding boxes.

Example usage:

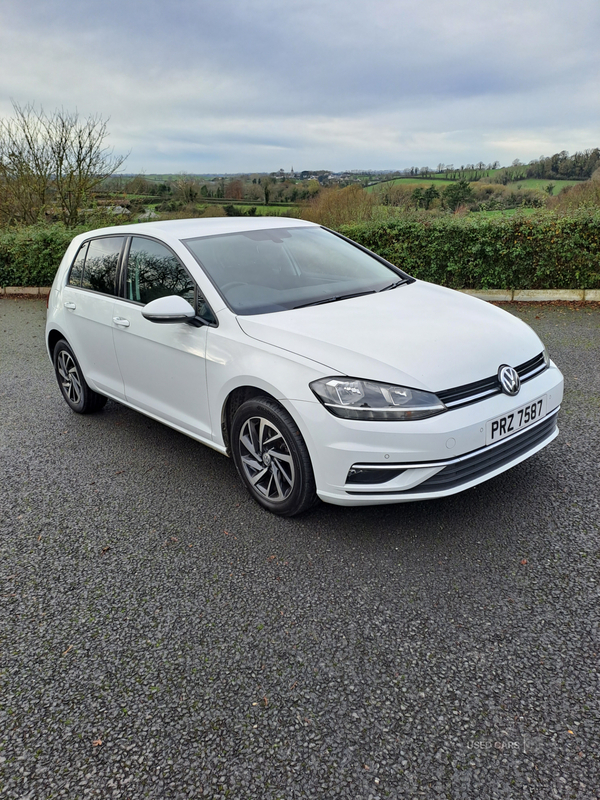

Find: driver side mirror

[142,295,196,324]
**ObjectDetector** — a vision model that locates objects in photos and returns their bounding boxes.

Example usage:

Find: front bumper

[289,363,563,506]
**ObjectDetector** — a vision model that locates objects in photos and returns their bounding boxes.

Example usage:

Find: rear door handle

[113,316,130,328]
[64,302,76,310]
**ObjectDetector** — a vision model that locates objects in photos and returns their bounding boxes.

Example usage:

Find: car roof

[76,216,318,242]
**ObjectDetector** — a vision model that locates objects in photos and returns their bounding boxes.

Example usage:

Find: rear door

[60,236,126,400]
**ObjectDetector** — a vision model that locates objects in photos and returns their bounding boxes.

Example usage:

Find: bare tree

[0,103,53,224]
[0,102,128,226]
[174,174,201,204]
[45,108,128,226]
[225,179,244,200]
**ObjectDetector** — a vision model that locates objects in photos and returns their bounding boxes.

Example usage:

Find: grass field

[367,175,582,196]
[142,202,297,215]
[507,179,581,194]
[237,204,296,215]
[366,177,458,192]
[472,207,540,218]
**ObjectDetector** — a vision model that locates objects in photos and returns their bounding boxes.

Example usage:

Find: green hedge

[1,211,600,289]
[340,210,600,289]
[0,224,89,288]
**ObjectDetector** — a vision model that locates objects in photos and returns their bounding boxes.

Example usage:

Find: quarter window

[126,237,195,305]
[68,242,88,286]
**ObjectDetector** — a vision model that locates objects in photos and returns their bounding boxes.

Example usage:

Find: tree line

[487,150,600,184]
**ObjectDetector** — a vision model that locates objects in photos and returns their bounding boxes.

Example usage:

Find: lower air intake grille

[407,410,558,493]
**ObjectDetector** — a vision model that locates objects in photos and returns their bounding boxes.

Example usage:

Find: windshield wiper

[379,278,412,292]
[293,289,376,309]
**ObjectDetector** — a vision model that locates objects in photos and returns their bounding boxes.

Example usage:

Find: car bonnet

[236,281,543,392]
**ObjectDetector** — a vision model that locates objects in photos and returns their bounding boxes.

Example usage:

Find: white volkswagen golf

[46,217,563,516]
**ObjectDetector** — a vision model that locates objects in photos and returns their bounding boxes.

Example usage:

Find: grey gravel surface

[1,298,599,800]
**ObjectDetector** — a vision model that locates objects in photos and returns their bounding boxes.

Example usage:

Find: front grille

[407,409,558,493]
[437,352,547,409]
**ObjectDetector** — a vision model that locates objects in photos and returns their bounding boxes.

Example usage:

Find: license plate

[486,395,547,445]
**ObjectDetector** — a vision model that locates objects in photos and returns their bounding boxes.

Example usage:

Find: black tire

[53,339,107,414]
[231,397,318,516]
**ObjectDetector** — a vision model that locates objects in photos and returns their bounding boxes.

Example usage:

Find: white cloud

[0,0,598,172]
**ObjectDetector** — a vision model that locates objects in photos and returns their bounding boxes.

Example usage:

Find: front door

[111,236,212,440]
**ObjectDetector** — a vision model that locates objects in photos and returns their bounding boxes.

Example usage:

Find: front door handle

[64,302,76,310]
[113,316,130,328]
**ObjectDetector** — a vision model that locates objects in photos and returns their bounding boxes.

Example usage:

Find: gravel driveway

[1,299,599,799]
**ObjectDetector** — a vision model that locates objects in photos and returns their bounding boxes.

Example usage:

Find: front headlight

[309,377,447,420]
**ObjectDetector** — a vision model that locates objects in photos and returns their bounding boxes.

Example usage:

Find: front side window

[126,237,195,305]
[80,237,125,295]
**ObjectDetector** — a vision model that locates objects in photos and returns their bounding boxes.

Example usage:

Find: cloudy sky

[1,0,598,174]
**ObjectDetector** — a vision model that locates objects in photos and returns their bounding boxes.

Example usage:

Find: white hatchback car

[46,217,563,516]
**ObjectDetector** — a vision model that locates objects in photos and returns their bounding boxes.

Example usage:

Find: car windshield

[183,226,410,315]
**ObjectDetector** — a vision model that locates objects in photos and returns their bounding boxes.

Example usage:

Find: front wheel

[231,397,318,516]
[53,339,107,414]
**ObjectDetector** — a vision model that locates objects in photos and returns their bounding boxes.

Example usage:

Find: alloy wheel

[57,350,82,405]
[238,416,295,503]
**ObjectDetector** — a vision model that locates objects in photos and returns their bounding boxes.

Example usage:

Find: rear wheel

[231,397,318,516]
[53,339,107,414]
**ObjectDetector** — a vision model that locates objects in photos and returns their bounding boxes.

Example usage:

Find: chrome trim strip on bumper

[350,405,561,472]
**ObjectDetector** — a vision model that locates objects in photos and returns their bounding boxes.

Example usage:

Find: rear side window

[81,238,125,295]
[126,237,195,304]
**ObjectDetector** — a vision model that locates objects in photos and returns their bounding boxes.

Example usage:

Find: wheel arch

[47,328,66,360]
[221,385,275,455]
[226,390,318,516]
